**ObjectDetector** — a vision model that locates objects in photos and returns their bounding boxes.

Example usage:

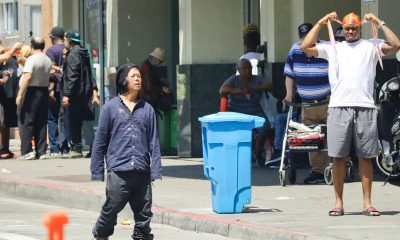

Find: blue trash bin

[199,112,265,213]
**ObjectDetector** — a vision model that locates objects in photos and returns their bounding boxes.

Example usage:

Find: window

[24,5,42,36]
[0,1,18,32]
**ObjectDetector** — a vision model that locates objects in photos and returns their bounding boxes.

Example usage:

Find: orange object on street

[43,211,69,240]
[220,96,228,112]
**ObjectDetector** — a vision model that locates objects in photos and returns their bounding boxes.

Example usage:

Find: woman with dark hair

[91,63,161,240]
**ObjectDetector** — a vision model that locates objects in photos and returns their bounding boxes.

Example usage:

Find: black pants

[63,98,84,151]
[93,171,153,239]
[18,87,48,155]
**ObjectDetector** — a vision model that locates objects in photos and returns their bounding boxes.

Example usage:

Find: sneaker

[253,150,266,167]
[92,237,109,240]
[304,171,325,184]
[63,150,83,159]
[18,152,36,160]
[0,150,16,159]
[265,151,282,168]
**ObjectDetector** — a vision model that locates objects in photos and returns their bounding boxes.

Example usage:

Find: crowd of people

[1,10,399,240]
[219,11,400,219]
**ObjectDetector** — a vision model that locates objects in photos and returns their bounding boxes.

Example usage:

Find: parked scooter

[376,51,400,183]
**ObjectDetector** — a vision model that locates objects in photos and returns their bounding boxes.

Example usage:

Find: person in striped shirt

[283,23,330,184]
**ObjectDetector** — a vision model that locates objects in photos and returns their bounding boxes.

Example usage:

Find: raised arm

[364,13,400,55]
[301,12,339,57]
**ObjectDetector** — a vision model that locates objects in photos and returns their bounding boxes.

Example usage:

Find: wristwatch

[378,20,386,29]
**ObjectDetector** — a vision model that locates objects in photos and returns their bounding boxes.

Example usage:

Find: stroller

[278,100,355,186]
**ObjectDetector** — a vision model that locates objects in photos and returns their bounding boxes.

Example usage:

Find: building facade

[2,0,399,157]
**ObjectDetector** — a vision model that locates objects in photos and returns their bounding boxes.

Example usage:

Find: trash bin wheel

[288,166,297,184]
[324,165,333,185]
[279,170,286,186]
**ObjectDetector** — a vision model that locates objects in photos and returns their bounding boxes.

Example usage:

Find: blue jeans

[48,93,69,154]
[274,112,300,150]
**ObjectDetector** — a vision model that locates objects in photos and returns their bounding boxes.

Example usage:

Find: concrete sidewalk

[0,140,400,240]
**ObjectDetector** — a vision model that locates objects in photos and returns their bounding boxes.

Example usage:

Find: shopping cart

[278,100,355,186]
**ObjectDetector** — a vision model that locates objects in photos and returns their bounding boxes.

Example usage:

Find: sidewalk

[0,140,400,240]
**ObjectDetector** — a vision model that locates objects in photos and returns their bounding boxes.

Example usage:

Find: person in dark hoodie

[91,63,161,240]
[61,29,97,158]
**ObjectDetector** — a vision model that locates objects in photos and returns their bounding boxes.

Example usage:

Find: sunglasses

[343,26,360,31]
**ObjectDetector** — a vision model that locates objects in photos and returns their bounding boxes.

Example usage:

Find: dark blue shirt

[90,96,162,181]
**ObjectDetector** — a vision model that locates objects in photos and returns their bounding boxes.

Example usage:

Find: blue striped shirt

[284,42,330,100]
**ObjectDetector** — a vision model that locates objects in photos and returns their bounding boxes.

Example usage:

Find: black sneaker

[265,151,281,168]
[253,150,266,167]
[304,171,325,184]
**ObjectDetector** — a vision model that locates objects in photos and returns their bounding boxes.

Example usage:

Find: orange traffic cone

[43,211,69,240]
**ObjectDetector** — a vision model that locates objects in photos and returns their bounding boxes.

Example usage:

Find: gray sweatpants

[327,107,379,158]
[93,170,153,239]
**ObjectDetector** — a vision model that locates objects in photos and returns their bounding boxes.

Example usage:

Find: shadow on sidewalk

[244,206,282,213]
[344,210,400,216]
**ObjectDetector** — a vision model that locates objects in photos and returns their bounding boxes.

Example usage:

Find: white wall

[179,0,243,64]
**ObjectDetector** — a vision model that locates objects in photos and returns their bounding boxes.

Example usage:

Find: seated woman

[219,59,273,167]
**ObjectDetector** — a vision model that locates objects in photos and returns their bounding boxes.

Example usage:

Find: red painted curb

[0,177,313,238]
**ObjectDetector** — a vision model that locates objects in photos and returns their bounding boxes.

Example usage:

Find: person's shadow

[345,210,400,216]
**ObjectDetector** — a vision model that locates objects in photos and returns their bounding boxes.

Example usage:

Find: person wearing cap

[301,12,400,216]
[91,63,161,240]
[284,23,330,184]
[140,47,173,116]
[334,26,345,42]
[43,26,69,158]
[62,29,98,158]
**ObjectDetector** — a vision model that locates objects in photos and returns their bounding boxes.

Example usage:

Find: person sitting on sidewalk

[284,23,330,184]
[91,63,161,240]
[219,59,273,167]
[301,11,400,216]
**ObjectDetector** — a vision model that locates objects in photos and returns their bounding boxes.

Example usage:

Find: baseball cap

[64,29,81,43]
[335,27,345,38]
[49,26,64,39]
[298,23,313,38]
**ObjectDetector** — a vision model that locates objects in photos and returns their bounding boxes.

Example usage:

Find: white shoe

[18,152,36,160]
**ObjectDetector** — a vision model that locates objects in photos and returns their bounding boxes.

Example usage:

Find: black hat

[49,26,64,39]
[298,23,313,38]
[335,26,345,38]
[64,29,81,43]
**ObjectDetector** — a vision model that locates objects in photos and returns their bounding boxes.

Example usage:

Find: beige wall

[362,0,400,59]
[117,0,168,65]
[261,0,360,62]
[179,0,243,64]
[59,0,79,31]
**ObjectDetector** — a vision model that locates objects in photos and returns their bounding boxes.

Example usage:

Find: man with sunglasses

[301,12,400,217]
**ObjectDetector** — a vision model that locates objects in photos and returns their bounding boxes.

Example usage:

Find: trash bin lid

[198,112,265,124]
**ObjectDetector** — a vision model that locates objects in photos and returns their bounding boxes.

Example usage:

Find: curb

[0,178,343,240]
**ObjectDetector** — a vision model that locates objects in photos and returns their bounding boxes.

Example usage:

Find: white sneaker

[18,152,36,160]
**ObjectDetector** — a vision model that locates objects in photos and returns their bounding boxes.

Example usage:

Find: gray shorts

[327,107,379,158]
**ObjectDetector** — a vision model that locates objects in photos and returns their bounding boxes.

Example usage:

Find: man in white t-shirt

[16,36,52,160]
[301,12,400,217]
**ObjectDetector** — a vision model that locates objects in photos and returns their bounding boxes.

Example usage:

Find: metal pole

[98,0,105,107]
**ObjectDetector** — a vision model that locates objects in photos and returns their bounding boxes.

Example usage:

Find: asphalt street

[0,195,238,240]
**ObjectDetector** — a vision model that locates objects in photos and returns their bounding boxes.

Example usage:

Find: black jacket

[62,45,96,99]
[62,45,98,120]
